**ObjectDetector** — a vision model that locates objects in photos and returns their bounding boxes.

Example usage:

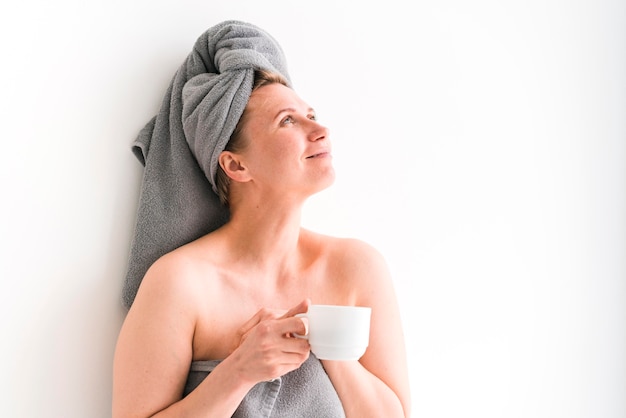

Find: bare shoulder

[307,230,388,271]
[305,232,411,416]
[304,228,381,255]
[127,239,226,334]
[113,244,212,416]
[135,246,206,308]
[302,229,393,304]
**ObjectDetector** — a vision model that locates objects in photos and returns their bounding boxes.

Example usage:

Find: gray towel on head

[184,355,346,417]
[122,20,291,308]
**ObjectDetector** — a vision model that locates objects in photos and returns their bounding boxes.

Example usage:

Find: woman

[113,22,410,418]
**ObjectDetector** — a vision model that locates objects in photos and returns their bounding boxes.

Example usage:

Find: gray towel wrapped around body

[184,355,345,417]
[123,20,291,308]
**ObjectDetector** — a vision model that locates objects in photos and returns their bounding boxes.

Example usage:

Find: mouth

[306,151,331,159]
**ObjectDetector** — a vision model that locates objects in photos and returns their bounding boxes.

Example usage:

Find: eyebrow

[274,107,316,121]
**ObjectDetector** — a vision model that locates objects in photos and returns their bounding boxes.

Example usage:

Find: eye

[281,115,295,125]
[308,114,317,121]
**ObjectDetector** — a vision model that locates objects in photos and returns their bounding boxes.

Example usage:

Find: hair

[215,69,290,206]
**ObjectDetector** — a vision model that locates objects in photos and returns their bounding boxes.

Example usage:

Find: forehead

[246,83,308,117]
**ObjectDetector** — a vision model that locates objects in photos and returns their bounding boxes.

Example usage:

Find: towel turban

[122,20,291,308]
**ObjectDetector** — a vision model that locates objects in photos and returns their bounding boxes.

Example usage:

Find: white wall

[1,1,624,417]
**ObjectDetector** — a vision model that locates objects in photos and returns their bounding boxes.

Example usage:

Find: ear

[218,151,251,183]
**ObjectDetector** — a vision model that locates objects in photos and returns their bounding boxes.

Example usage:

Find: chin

[310,170,336,195]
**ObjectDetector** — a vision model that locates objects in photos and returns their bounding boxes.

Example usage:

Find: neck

[221,197,305,276]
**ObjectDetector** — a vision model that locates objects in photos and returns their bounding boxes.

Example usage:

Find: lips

[306,150,331,159]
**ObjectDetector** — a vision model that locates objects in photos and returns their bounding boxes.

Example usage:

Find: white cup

[296,305,371,361]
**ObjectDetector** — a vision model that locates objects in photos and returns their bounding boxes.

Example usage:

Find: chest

[191,267,353,360]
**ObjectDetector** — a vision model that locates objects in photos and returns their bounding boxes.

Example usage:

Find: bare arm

[112,255,310,418]
[323,240,411,418]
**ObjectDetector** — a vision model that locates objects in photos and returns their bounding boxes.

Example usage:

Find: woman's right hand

[227,299,311,383]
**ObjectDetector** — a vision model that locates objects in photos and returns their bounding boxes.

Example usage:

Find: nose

[307,119,329,142]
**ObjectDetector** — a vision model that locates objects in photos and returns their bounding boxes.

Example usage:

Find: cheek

[246,144,296,180]
[264,139,300,165]
[244,131,304,176]
[275,145,298,162]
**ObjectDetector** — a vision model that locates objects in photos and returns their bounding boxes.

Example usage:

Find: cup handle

[293,313,308,339]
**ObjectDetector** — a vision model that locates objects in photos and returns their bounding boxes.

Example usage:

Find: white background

[1,1,624,417]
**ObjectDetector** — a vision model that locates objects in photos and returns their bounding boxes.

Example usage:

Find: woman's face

[237,83,335,198]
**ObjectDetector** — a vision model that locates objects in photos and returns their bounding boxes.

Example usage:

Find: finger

[298,316,309,337]
[281,338,312,357]
[241,307,287,333]
[280,299,311,337]
[277,316,309,337]
[236,312,263,344]
[233,308,287,352]
[280,298,311,320]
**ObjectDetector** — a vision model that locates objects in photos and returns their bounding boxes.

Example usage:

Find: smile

[306,152,331,159]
